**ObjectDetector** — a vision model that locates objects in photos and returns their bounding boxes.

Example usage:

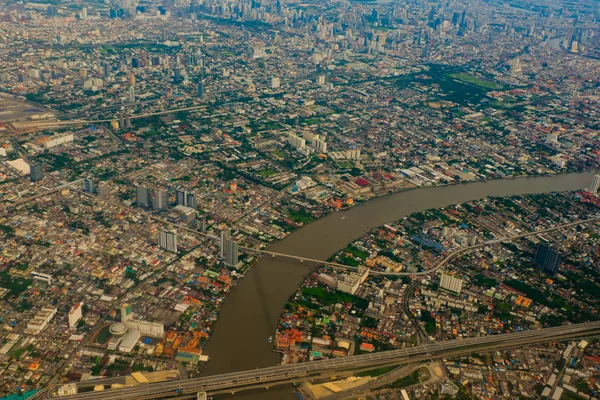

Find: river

[201,171,598,399]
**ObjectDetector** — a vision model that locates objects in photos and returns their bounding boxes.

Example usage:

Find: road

[33,321,600,400]
[320,363,418,400]
[402,281,428,345]
[7,177,599,279]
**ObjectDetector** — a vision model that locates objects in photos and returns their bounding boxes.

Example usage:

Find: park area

[447,73,505,90]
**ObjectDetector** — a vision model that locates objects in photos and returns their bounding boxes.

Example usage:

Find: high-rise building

[135,185,151,207]
[186,191,195,207]
[173,68,182,84]
[534,244,560,275]
[103,61,111,78]
[590,174,600,194]
[224,238,238,267]
[153,189,169,210]
[176,189,196,208]
[30,164,43,182]
[220,230,230,258]
[120,303,133,323]
[68,302,83,328]
[197,81,204,99]
[98,182,109,199]
[83,178,94,194]
[271,77,280,89]
[129,86,135,102]
[158,230,177,252]
[220,230,238,267]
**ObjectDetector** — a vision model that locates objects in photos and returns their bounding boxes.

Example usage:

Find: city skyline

[0,0,599,399]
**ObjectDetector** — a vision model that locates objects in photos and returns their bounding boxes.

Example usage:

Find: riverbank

[199,170,598,400]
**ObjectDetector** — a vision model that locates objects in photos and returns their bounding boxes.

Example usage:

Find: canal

[201,171,598,399]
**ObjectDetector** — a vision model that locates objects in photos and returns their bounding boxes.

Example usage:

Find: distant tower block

[271,77,280,89]
[98,182,109,199]
[197,80,204,99]
[158,230,178,253]
[30,164,44,182]
[590,174,600,194]
[318,75,326,85]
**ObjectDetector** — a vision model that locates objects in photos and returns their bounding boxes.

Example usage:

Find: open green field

[94,325,112,345]
[302,286,369,309]
[258,169,278,177]
[448,73,504,90]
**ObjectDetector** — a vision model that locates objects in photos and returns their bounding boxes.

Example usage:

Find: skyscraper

[136,185,151,207]
[220,230,230,258]
[176,189,196,208]
[83,178,95,194]
[590,174,600,194]
[30,164,43,182]
[224,239,238,267]
[98,182,109,199]
[153,189,169,210]
[158,230,177,252]
[103,61,111,78]
[220,230,239,267]
[534,244,560,276]
[120,303,133,323]
[173,68,182,84]
[129,86,135,103]
[197,80,204,99]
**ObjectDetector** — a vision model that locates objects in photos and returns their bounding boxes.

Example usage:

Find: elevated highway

[35,321,600,399]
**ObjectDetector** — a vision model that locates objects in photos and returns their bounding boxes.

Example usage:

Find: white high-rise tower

[590,174,600,194]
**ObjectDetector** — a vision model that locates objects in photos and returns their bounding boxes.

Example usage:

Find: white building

[311,137,328,153]
[126,319,165,337]
[119,329,140,353]
[158,230,177,252]
[271,77,280,89]
[43,133,74,149]
[27,307,57,334]
[440,272,463,295]
[590,174,600,194]
[68,302,83,328]
[336,267,369,295]
[287,133,306,151]
[346,149,361,160]
[120,303,164,338]
[7,158,30,175]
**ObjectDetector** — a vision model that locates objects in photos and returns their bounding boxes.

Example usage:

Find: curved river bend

[202,171,598,399]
